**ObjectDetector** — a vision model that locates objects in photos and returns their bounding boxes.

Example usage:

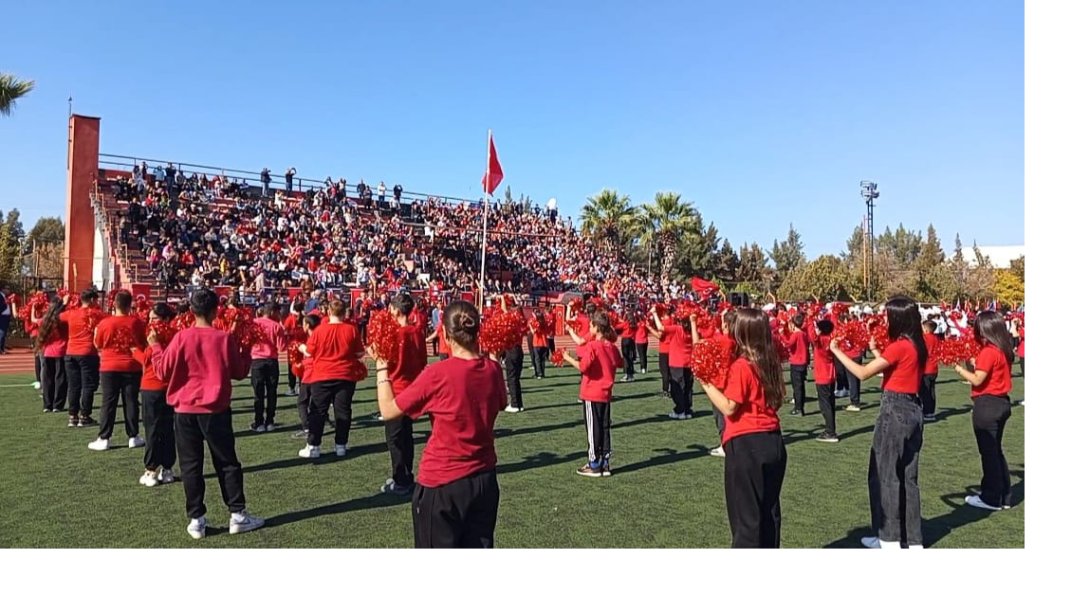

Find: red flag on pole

[691,277,718,296]
[481,132,504,195]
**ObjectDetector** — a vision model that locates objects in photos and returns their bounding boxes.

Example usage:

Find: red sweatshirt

[576,339,623,403]
[151,326,252,414]
[249,317,287,359]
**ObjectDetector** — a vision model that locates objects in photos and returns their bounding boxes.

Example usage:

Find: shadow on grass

[823,469,1024,548]
[494,420,585,439]
[497,451,587,475]
[263,493,409,529]
[611,445,711,475]
[214,437,426,478]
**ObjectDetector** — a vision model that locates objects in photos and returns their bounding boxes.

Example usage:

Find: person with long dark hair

[134,303,178,487]
[35,296,69,416]
[699,308,787,548]
[831,296,927,549]
[954,311,1015,511]
[374,300,506,547]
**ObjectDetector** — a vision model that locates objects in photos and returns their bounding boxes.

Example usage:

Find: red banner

[129,283,152,303]
[214,286,233,300]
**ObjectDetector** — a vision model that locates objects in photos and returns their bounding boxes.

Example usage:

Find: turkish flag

[481,132,504,195]
[691,277,718,296]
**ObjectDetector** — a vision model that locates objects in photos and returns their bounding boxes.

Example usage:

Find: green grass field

[0,355,1024,548]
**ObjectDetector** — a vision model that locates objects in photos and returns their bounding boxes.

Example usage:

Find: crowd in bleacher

[106,163,665,302]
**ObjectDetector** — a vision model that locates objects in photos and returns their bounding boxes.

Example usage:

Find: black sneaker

[380,479,413,496]
[43,407,51,413]
[790,409,800,416]
[67,416,79,428]
[816,432,840,443]
[78,416,98,427]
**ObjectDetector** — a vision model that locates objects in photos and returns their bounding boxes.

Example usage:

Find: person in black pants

[61,289,102,427]
[136,302,178,487]
[786,314,809,416]
[249,302,287,432]
[36,296,69,414]
[298,301,364,458]
[0,287,11,354]
[620,312,638,382]
[88,290,146,450]
[502,343,525,412]
[636,319,649,375]
[649,310,671,397]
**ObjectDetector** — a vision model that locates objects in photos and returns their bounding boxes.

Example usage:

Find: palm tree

[580,189,635,256]
[0,74,35,117]
[637,192,699,288]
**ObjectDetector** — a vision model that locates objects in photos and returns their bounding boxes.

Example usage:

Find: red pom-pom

[568,298,584,313]
[833,319,869,354]
[172,311,195,332]
[936,331,981,365]
[550,348,566,367]
[84,307,106,332]
[149,321,176,347]
[480,310,527,354]
[866,316,889,352]
[367,310,403,361]
[692,339,730,384]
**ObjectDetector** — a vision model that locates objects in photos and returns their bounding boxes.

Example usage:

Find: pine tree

[719,239,740,281]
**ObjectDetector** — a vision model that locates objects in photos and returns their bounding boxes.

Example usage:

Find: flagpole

[479,130,491,311]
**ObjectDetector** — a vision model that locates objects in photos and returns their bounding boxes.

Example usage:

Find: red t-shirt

[811,334,835,385]
[308,322,365,382]
[575,314,591,339]
[923,332,940,375]
[59,307,98,356]
[95,315,147,372]
[971,344,1012,398]
[664,324,692,368]
[135,343,167,391]
[635,322,649,344]
[438,322,452,355]
[389,322,428,394]
[1017,329,1025,358]
[787,330,809,366]
[531,326,548,348]
[659,317,673,353]
[576,339,622,402]
[619,321,635,339]
[722,357,781,444]
[880,338,920,394]
[395,357,506,488]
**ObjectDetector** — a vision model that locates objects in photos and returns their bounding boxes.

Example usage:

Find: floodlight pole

[860,181,879,301]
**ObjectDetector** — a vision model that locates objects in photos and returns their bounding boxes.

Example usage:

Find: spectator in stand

[149,288,264,539]
[285,167,296,193]
[88,290,147,451]
[260,167,271,197]
[377,181,387,207]
[393,183,403,203]
[61,289,102,428]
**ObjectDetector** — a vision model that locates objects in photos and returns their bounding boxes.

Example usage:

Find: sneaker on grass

[816,432,840,443]
[576,464,604,478]
[298,445,320,459]
[845,405,861,412]
[157,468,176,484]
[87,437,109,451]
[965,495,1002,511]
[229,510,265,535]
[709,446,726,457]
[139,471,159,487]
[335,444,347,457]
[128,436,145,449]
[187,516,206,540]
[380,478,413,495]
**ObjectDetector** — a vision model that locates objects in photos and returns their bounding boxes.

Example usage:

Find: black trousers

[526,335,539,374]
[621,338,636,377]
[834,359,848,393]
[816,383,836,435]
[669,366,694,415]
[412,470,499,548]
[547,337,555,353]
[175,411,246,520]
[869,392,923,546]
[503,346,524,408]
[296,382,312,430]
[789,365,807,413]
[972,395,1012,508]
[41,356,68,412]
[65,355,99,418]
[920,374,937,417]
[307,380,355,446]
[724,430,787,548]
[141,390,176,470]
[99,371,141,440]
[637,343,649,371]
[532,347,548,378]
[658,352,670,393]
[846,355,863,405]
[34,353,42,383]
[250,358,280,426]
[386,416,415,486]
[286,369,297,391]
[582,400,612,465]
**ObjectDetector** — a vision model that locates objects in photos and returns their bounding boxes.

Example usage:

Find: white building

[973,245,1023,269]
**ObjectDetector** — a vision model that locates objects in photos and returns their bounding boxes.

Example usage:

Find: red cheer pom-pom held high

[550,348,566,367]
[479,310,527,355]
[691,339,730,384]
[367,310,403,362]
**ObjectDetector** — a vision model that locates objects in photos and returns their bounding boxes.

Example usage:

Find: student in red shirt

[283,300,306,396]
[831,297,927,549]
[635,316,649,374]
[377,293,427,494]
[652,308,694,420]
[291,315,321,439]
[150,288,263,539]
[786,314,810,416]
[426,308,452,362]
[249,301,288,433]
[529,309,550,379]
[649,309,673,397]
[374,300,506,548]
[619,311,638,383]
[811,319,839,442]
[88,291,147,451]
[705,310,737,458]
[699,308,787,548]
[60,289,101,427]
[497,297,527,414]
[953,311,1015,511]
[298,300,366,459]
[562,311,623,477]
[841,313,866,412]
[920,320,941,422]
[35,296,69,416]
[133,302,177,487]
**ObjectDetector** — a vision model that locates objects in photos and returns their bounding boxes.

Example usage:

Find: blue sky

[1,0,1023,257]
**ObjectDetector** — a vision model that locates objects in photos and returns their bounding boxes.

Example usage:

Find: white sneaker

[287,387,298,397]
[845,405,861,412]
[264,423,275,432]
[229,510,265,535]
[335,444,347,457]
[667,411,684,420]
[709,446,725,457]
[158,468,176,484]
[504,406,523,413]
[139,472,159,487]
[965,495,1002,511]
[298,445,320,459]
[88,437,109,451]
[861,536,881,549]
[187,516,206,540]
[32,381,41,390]
[128,436,146,449]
